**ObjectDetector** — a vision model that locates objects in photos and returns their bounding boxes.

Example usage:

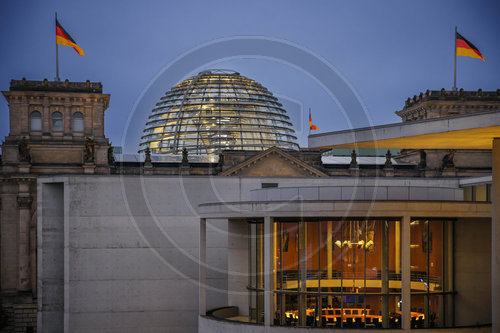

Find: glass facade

[246,218,455,329]
[248,222,264,323]
[410,219,454,328]
[140,70,298,155]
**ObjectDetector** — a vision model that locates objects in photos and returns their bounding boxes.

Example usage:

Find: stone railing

[401,89,500,109]
[10,78,103,93]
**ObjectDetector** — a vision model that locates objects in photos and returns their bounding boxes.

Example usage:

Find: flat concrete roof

[308,110,500,149]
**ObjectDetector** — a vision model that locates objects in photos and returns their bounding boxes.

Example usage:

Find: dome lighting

[140,70,299,155]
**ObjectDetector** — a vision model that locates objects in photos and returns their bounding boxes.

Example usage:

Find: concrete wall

[38,182,64,333]
[206,219,228,311]
[38,175,273,333]
[64,176,237,333]
[228,220,249,316]
[455,218,491,326]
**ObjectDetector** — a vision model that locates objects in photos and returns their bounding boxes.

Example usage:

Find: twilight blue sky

[1,0,499,151]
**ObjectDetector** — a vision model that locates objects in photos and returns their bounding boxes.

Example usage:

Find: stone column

[17,182,33,293]
[401,215,411,330]
[199,218,207,316]
[263,216,274,326]
[492,138,500,333]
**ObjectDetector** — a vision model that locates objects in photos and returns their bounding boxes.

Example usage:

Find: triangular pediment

[220,147,328,177]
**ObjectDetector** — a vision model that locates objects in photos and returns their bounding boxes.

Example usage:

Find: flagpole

[308,108,311,136]
[55,12,60,81]
[453,26,457,91]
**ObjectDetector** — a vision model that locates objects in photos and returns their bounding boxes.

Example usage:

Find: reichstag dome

[140,70,299,154]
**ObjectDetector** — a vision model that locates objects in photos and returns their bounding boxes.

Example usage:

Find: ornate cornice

[0,176,37,184]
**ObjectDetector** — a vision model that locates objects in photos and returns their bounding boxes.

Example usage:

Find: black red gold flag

[456,32,484,61]
[309,110,318,131]
[56,19,85,56]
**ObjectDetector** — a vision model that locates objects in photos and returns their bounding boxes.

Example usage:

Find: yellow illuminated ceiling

[331,126,500,150]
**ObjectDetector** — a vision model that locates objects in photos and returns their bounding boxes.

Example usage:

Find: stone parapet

[396,89,500,122]
[9,78,102,93]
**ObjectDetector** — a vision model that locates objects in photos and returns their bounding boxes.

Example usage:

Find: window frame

[30,111,42,131]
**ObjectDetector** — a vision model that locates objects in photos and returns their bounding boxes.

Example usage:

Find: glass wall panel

[410,219,454,328]
[248,221,264,324]
[273,219,401,328]
[365,295,383,328]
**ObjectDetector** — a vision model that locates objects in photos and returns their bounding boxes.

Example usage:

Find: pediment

[220,147,328,177]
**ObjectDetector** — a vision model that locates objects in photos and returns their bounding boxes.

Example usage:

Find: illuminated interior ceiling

[308,111,500,150]
[140,70,299,154]
[328,127,500,149]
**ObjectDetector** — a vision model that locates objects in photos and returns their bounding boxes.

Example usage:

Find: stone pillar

[401,215,411,330]
[492,138,500,333]
[17,182,33,293]
[263,216,274,326]
[199,218,207,316]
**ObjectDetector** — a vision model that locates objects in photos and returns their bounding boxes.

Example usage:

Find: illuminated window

[30,111,42,131]
[410,219,454,328]
[463,185,492,202]
[251,218,407,328]
[52,112,63,131]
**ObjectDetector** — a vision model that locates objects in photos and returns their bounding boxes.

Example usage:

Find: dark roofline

[9,78,103,93]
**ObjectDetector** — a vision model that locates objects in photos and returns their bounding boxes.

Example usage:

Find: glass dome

[140,70,299,154]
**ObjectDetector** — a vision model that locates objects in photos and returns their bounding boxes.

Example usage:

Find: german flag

[309,110,318,131]
[456,32,484,61]
[56,19,85,56]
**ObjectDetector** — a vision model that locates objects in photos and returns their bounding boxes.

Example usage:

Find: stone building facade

[0,79,111,332]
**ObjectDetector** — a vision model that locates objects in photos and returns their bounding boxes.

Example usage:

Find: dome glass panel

[140,70,299,154]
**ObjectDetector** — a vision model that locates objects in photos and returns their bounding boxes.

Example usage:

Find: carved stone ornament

[441,150,455,169]
[349,150,358,169]
[418,150,427,169]
[144,146,152,167]
[108,146,115,165]
[18,137,31,163]
[84,137,95,163]
[384,150,393,169]
[181,148,189,167]
[17,195,33,209]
